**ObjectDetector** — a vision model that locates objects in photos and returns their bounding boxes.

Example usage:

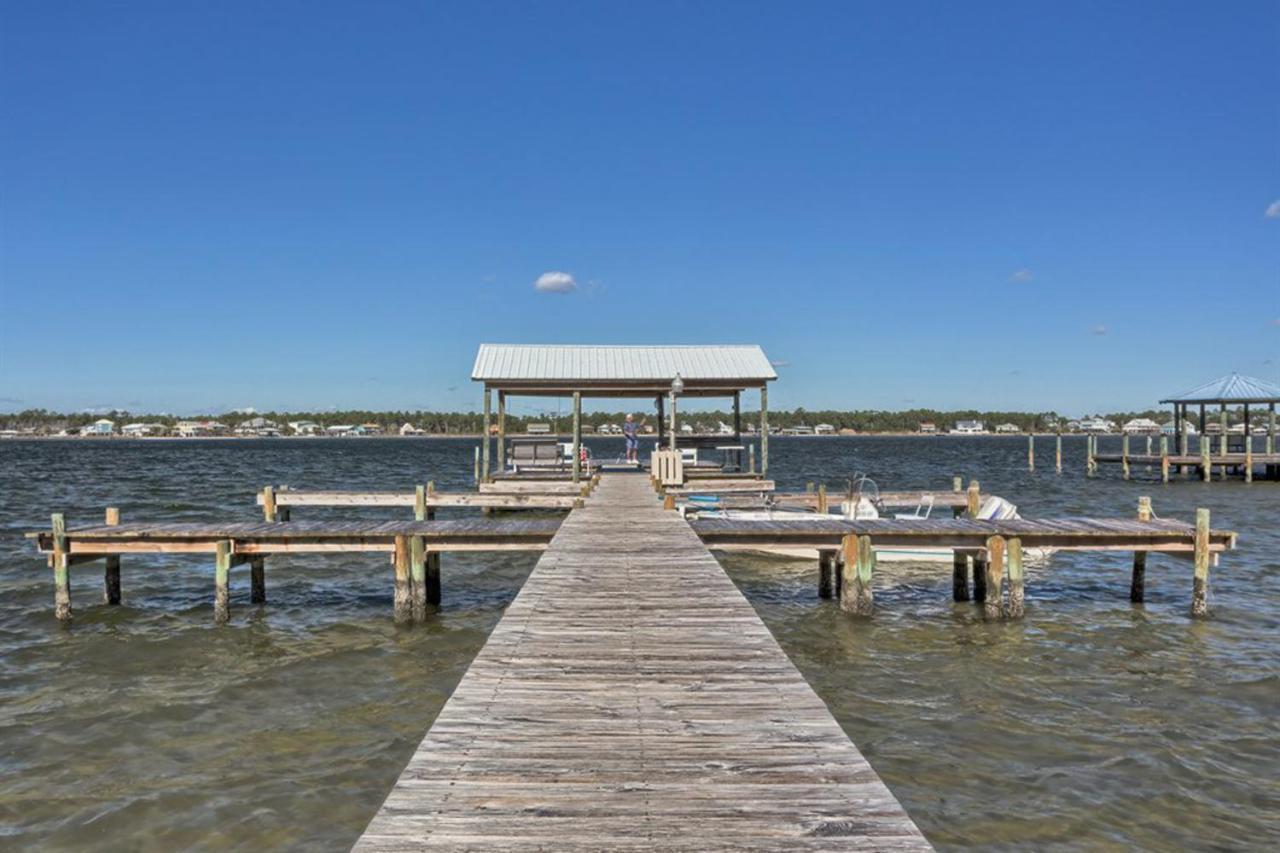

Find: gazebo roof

[1160,373,1280,405]
[472,344,776,396]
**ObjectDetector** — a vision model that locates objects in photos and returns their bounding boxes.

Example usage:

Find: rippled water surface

[1,437,1277,850]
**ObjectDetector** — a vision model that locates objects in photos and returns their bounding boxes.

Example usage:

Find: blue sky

[2,1,1277,417]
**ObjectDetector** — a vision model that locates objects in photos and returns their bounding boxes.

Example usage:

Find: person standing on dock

[623,413,642,464]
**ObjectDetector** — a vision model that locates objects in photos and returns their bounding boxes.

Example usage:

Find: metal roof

[1160,373,1280,404]
[472,344,776,388]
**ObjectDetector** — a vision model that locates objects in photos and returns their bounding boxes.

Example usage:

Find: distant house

[526,422,552,435]
[86,418,115,436]
[176,420,229,437]
[400,422,426,436]
[814,423,835,435]
[950,420,986,435]
[1079,417,1115,434]
[580,424,595,434]
[289,420,321,436]
[359,423,384,436]
[782,425,814,435]
[122,422,166,437]
[918,422,937,434]
[1066,420,1082,432]
[640,423,655,435]
[995,423,1021,434]
[1122,418,1161,435]
[236,416,280,437]
[1162,419,1197,436]
[326,424,355,436]
[679,422,694,435]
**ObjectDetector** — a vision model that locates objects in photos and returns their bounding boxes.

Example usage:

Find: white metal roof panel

[472,344,776,383]
[1160,373,1280,403]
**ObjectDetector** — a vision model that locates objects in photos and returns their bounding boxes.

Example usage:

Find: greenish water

[1,437,1276,850]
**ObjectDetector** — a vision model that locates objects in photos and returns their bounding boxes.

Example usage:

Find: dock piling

[103,507,121,605]
[1007,537,1024,618]
[1122,433,1131,480]
[966,479,980,517]
[983,536,1005,619]
[1245,435,1253,483]
[816,483,828,515]
[262,485,277,522]
[818,549,836,599]
[250,558,265,604]
[839,534,874,616]
[952,549,970,601]
[1191,508,1210,616]
[410,536,427,621]
[214,539,231,624]
[1028,434,1035,471]
[414,485,427,521]
[1055,433,1062,473]
[52,513,71,622]
[1131,497,1151,603]
[393,535,412,623]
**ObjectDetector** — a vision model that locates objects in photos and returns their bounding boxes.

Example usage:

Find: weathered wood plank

[354,473,929,850]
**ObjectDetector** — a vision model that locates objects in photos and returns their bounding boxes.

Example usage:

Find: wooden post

[1244,434,1253,483]
[1027,434,1034,471]
[1202,435,1211,482]
[1179,412,1189,458]
[806,482,814,494]
[1160,435,1169,483]
[733,391,741,439]
[214,539,231,624]
[663,493,675,511]
[426,548,441,607]
[250,558,265,604]
[410,535,427,622]
[818,549,836,599]
[51,513,71,623]
[473,445,481,484]
[952,549,970,602]
[1219,404,1227,458]
[104,506,121,605]
[972,551,987,602]
[572,391,582,484]
[481,388,491,482]
[1131,496,1151,603]
[656,393,664,447]
[816,484,828,515]
[393,534,412,623]
[415,484,427,521]
[759,384,769,477]
[262,485,277,522]
[966,480,980,517]
[1191,508,1210,617]
[1007,537,1024,618]
[748,443,756,474]
[953,475,963,493]
[840,534,873,615]
[496,390,506,474]
[983,536,1005,620]
[1121,433,1130,480]
[1086,434,1095,475]
[1268,403,1276,456]
[1055,433,1062,474]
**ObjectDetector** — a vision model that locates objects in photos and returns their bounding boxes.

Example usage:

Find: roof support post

[656,394,664,447]
[481,387,491,482]
[496,391,506,475]
[760,384,769,478]
[733,391,741,441]
[572,391,581,483]
[1268,403,1275,457]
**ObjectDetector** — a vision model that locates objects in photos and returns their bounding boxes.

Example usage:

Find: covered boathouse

[470,343,777,481]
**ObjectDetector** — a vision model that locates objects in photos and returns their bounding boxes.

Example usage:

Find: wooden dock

[354,473,929,850]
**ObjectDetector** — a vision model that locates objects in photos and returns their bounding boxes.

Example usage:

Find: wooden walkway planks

[354,473,929,851]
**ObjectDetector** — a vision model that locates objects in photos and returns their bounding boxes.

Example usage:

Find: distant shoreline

[1,431,1122,441]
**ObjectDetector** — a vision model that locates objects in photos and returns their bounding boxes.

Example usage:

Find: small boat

[683,476,1054,564]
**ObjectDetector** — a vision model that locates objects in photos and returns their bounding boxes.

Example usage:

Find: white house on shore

[1162,419,1197,436]
[950,420,986,434]
[400,423,426,436]
[122,422,167,437]
[1079,417,1116,434]
[995,423,1021,434]
[1122,418,1161,435]
[85,419,115,436]
[814,423,835,435]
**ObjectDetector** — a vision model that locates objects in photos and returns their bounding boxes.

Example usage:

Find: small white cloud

[534,271,577,294]
[1009,268,1034,284]
[1090,324,1109,336]
[1265,200,1280,218]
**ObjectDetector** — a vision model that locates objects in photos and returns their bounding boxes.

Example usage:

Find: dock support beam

[1191,508,1210,617]
[104,507,121,605]
[393,534,412,624]
[952,550,970,602]
[1028,434,1034,471]
[983,536,1005,620]
[818,549,836,600]
[1122,433,1130,480]
[1055,433,1062,473]
[52,513,71,623]
[1131,496,1150,603]
[840,534,874,616]
[1007,538,1024,618]
[214,539,231,624]
[759,384,769,477]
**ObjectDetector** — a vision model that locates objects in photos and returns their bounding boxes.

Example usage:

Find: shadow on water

[1,436,1277,850]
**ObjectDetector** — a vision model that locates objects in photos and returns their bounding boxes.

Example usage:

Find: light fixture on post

[669,373,684,451]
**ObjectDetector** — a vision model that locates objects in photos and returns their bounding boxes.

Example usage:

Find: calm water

[1,437,1276,850]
